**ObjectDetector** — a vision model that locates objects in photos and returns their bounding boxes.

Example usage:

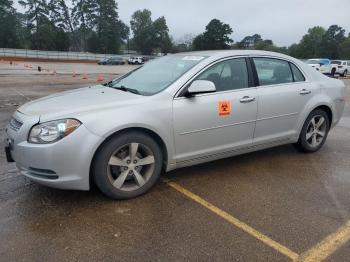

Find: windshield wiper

[113,85,141,95]
[104,81,113,87]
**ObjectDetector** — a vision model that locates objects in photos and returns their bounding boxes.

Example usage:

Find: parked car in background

[331,60,349,77]
[306,59,336,76]
[98,57,125,65]
[128,56,144,65]
[5,50,345,199]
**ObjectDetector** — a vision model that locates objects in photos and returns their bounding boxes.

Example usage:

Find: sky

[14,0,350,46]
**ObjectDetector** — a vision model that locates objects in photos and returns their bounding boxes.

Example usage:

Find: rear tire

[93,132,163,199]
[295,109,330,153]
[341,70,347,77]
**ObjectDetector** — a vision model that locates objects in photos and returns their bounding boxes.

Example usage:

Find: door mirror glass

[186,80,216,96]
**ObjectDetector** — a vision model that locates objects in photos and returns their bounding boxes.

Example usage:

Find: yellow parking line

[298,221,350,262]
[163,179,299,261]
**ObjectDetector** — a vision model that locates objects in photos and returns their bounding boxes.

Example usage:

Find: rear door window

[290,63,305,82]
[253,58,293,86]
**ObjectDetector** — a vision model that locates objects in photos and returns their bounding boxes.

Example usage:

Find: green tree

[48,0,74,51]
[173,34,194,52]
[130,9,172,54]
[15,12,31,48]
[130,9,154,54]
[319,25,346,59]
[238,34,262,49]
[340,34,350,59]
[53,27,70,50]
[90,0,129,53]
[0,0,20,47]
[294,26,326,58]
[254,39,278,51]
[19,0,55,50]
[193,19,233,50]
[152,16,172,53]
[71,0,97,51]
[48,0,73,31]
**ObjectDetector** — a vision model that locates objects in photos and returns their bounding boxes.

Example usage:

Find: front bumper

[5,111,102,190]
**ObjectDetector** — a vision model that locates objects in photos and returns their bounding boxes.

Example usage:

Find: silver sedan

[5,50,345,199]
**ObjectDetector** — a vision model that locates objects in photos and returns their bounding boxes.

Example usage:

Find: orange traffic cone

[82,73,88,80]
[97,74,104,82]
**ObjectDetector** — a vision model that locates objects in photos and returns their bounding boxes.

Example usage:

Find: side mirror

[185,80,216,97]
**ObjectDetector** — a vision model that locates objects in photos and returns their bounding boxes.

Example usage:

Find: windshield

[109,55,207,95]
[331,60,341,65]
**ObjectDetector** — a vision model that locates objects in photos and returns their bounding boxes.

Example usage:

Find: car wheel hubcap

[306,115,327,148]
[107,143,155,191]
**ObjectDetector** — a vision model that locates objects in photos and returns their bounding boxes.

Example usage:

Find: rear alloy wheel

[93,132,163,199]
[295,109,330,153]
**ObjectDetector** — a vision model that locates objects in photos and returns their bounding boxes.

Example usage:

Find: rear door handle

[300,89,311,95]
[240,96,255,103]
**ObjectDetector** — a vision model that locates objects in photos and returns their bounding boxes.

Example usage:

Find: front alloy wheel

[107,143,155,191]
[93,132,163,199]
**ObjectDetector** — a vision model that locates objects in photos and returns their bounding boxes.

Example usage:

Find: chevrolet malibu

[5,50,345,199]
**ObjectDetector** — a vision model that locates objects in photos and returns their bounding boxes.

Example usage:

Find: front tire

[295,109,330,153]
[93,132,163,199]
[341,70,347,77]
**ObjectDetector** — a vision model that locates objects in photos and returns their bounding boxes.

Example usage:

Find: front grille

[8,117,23,132]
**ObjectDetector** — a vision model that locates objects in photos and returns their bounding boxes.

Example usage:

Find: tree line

[1,0,349,59]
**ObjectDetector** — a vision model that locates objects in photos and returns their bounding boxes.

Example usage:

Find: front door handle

[240,96,255,103]
[300,89,311,95]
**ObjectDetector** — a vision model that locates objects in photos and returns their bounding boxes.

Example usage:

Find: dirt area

[0,61,350,261]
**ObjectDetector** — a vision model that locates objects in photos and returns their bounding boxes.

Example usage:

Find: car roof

[307,58,330,60]
[176,49,279,56]
[171,50,305,61]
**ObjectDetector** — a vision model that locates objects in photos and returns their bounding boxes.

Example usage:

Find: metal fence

[0,48,136,61]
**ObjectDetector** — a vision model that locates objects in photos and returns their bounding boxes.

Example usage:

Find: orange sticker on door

[218,101,231,116]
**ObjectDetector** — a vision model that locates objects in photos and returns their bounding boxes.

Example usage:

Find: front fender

[77,97,176,170]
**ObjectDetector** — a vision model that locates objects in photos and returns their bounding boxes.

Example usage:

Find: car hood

[18,85,145,119]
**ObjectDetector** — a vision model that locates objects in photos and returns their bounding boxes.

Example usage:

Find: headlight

[28,119,81,144]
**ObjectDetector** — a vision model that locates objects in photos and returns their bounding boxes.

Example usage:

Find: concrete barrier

[0,48,134,62]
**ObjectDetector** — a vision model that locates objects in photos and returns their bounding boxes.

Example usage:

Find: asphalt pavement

[0,61,349,261]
